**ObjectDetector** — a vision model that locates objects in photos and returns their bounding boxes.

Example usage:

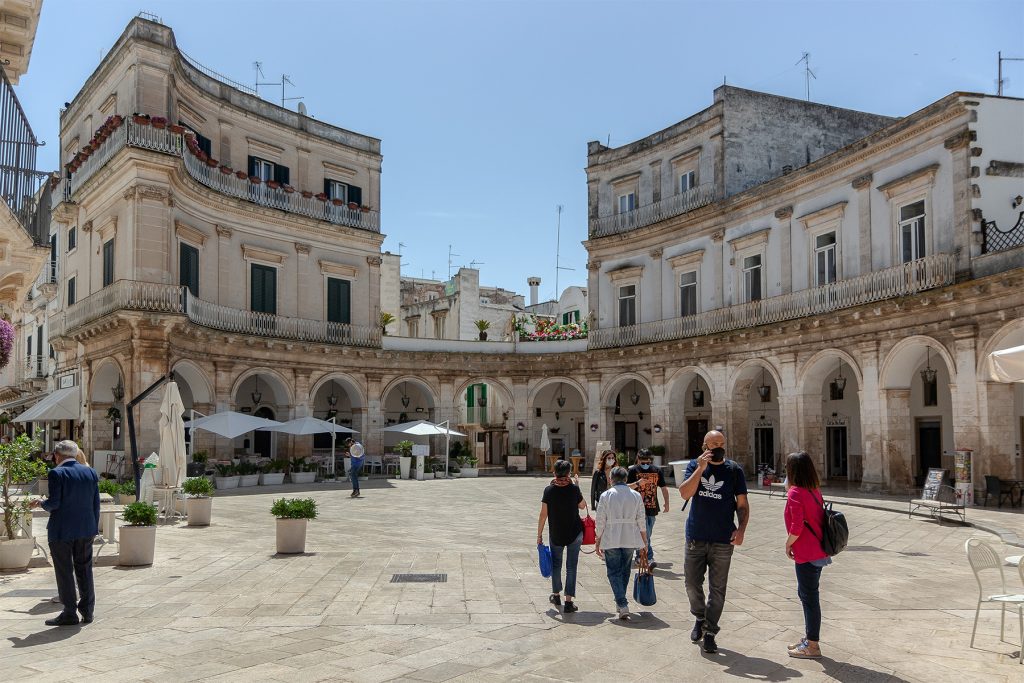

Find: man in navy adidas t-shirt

[679,430,749,654]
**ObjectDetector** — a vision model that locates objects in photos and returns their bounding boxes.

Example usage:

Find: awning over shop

[14,386,82,422]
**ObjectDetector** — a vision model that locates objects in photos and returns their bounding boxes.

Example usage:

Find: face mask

[640,463,651,470]
[710,447,726,463]
[606,459,616,467]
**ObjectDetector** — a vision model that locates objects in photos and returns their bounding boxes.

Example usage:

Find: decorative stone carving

[943,131,971,150]
[587,260,602,271]
[366,256,383,267]
[215,225,232,238]
[711,230,724,242]
[774,206,793,219]
[81,220,93,233]
[851,173,873,190]
[294,243,311,256]
[649,248,663,259]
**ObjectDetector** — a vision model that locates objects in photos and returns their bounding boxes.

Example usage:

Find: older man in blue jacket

[31,440,100,626]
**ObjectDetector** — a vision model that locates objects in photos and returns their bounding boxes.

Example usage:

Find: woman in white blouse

[595,466,648,620]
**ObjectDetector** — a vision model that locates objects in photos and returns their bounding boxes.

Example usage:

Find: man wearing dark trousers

[31,439,100,626]
[678,430,749,654]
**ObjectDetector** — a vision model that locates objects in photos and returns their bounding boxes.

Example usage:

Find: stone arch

[798,349,863,390]
[977,318,1024,378]
[171,359,214,406]
[230,367,293,408]
[88,356,126,403]
[797,349,864,481]
[381,375,439,411]
[879,335,956,389]
[601,372,654,407]
[309,372,366,409]
[527,376,587,407]
[665,365,717,458]
[453,376,515,411]
[727,358,783,474]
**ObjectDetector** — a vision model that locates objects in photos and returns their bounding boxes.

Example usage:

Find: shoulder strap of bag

[803,489,828,542]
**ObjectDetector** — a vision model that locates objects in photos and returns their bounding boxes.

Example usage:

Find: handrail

[590,184,716,238]
[65,120,379,232]
[590,253,956,349]
[51,280,380,349]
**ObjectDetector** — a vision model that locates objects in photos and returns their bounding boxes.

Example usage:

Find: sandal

[788,642,821,659]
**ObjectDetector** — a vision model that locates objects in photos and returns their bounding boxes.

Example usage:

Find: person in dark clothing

[537,459,588,613]
[591,449,617,510]
[30,440,100,626]
[626,449,669,568]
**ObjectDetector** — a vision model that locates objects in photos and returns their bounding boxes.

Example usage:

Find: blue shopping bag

[632,566,657,606]
[538,543,552,578]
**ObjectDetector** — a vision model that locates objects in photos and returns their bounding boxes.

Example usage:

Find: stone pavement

[2,477,1024,682]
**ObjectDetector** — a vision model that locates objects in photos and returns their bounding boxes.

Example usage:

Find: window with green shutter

[102,239,115,287]
[180,243,200,296]
[251,264,277,314]
[326,277,351,324]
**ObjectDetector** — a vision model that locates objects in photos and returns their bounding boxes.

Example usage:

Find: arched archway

[666,366,716,459]
[797,350,863,482]
[977,320,1024,479]
[604,374,653,458]
[454,377,514,468]
[89,357,125,452]
[526,377,587,468]
[307,373,365,455]
[879,336,956,486]
[727,360,783,475]
[231,369,292,459]
[171,360,214,412]
[379,377,438,452]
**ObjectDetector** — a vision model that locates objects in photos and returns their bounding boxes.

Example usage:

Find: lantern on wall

[400,382,410,408]
[692,387,704,407]
[556,383,566,408]
[251,377,263,407]
[757,369,771,403]
[629,380,640,406]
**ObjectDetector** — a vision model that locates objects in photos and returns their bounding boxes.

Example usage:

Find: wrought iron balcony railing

[590,183,715,238]
[590,253,956,349]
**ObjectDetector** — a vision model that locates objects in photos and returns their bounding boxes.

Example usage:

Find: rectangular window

[618,285,636,326]
[179,243,200,296]
[248,156,276,182]
[26,335,31,361]
[433,315,445,339]
[250,264,277,314]
[102,239,114,287]
[743,254,762,302]
[561,310,580,325]
[680,270,698,316]
[326,277,351,324]
[49,234,57,281]
[679,170,696,193]
[67,226,77,252]
[899,200,926,263]
[407,319,419,337]
[67,276,76,306]
[814,231,837,286]
[617,192,636,214]
[325,179,362,206]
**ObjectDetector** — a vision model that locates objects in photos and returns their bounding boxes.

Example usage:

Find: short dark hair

[637,449,651,461]
[554,459,572,478]
[785,451,820,490]
[610,466,628,484]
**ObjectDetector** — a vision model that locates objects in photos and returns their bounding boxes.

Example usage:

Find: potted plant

[219,164,232,175]
[132,113,150,125]
[421,457,437,480]
[150,116,167,130]
[249,175,261,185]
[0,435,46,570]
[380,312,396,336]
[117,479,137,504]
[271,497,317,554]
[331,197,345,206]
[259,459,286,486]
[360,205,371,213]
[118,502,157,566]
[235,170,248,180]
[187,450,208,478]
[214,463,239,489]
[283,184,295,194]
[237,461,260,487]
[395,440,414,480]
[648,445,666,468]
[181,476,214,527]
[267,179,281,189]
[348,201,359,210]
[301,190,314,199]
[168,123,185,135]
[475,319,490,341]
[315,192,328,202]
[458,453,479,478]
[206,157,219,168]
[289,457,316,484]
[97,478,119,499]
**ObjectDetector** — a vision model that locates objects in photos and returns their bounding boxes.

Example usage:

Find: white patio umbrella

[157,381,187,488]
[185,411,282,439]
[380,420,466,477]
[259,416,358,476]
[989,344,1024,383]
[540,423,551,455]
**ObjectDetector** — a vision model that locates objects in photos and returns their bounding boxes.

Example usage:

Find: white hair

[55,440,79,459]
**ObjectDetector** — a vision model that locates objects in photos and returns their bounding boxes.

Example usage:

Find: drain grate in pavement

[391,573,447,583]
[898,551,929,557]
[2,589,56,598]
[844,546,884,552]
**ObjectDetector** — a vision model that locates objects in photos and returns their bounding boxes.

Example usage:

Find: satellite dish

[297,102,307,116]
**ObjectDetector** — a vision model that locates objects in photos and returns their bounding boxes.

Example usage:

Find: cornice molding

[797,201,848,229]
[607,265,643,282]
[319,260,358,278]
[877,163,941,199]
[242,244,288,264]
[728,227,770,252]
[215,224,233,239]
[667,249,705,270]
[294,242,311,256]
[174,220,207,246]
[852,173,873,190]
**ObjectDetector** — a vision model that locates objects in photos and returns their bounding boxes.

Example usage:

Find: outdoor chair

[365,454,383,477]
[983,476,1017,508]
[383,454,400,477]
[965,537,1024,663]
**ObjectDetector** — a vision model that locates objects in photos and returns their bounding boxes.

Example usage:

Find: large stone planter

[238,474,260,487]
[399,456,412,480]
[460,467,479,478]
[259,473,285,486]
[36,478,49,497]
[118,493,137,505]
[118,525,156,566]
[215,475,239,490]
[186,497,212,527]
[289,472,316,484]
[422,471,435,480]
[275,518,308,554]
[0,536,34,571]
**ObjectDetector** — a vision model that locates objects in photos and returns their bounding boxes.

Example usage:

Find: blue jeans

[795,561,823,641]
[550,531,583,597]
[350,463,363,492]
[603,547,634,609]
[634,516,656,561]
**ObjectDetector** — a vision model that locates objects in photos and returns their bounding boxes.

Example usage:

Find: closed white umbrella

[158,382,187,488]
[989,344,1024,383]
[540,423,551,454]
[185,411,281,439]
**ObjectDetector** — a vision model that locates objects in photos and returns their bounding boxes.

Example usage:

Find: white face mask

[606,459,616,467]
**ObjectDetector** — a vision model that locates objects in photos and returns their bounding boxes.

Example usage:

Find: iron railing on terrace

[0,64,48,244]
[590,184,715,238]
[982,212,1024,254]
[64,120,380,233]
[49,280,381,349]
[590,253,956,349]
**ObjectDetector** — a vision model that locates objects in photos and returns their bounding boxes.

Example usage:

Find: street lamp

[920,347,937,386]
[251,377,262,407]
[831,361,847,400]
[629,380,640,406]
[556,383,566,408]
[400,382,410,408]
[757,369,771,403]
[692,387,704,407]
[327,380,338,408]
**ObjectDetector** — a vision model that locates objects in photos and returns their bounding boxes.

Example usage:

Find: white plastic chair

[965,537,1024,663]
[365,454,383,477]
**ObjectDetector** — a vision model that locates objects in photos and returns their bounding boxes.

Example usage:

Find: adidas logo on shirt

[698,474,724,500]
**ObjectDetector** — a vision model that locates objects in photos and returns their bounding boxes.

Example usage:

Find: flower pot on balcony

[111,115,123,126]
[267,180,280,189]
[236,170,248,179]
[249,176,261,185]
[133,115,150,125]
[220,165,232,174]
[283,185,295,193]
[206,158,219,167]
[151,120,167,130]
[301,190,313,199]
[360,205,370,213]
[331,198,344,207]
[315,193,328,202]
[168,124,184,134]
[348,201,359,210]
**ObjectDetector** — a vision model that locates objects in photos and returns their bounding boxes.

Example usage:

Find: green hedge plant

[123,502,157,526]
[181,476,214,497]
[118,480,136,495]
[0,435,46,538]
[270,498,318,519]
[97,479,120,496]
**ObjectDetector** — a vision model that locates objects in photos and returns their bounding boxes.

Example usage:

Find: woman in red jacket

[783,451,830,659]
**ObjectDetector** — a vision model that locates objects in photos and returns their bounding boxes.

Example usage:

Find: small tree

[395,440,414,457]
[1,435,46,539]
[379,312,396,335]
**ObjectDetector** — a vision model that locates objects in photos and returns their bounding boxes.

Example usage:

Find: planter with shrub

[186,450,208,478]
[288,458,316,484]
[117,480,137,504]
[237,462,260,487]
[396,440,414,479]
[215,463,240,489]
[271,497,317,554]
[0,435,46,570]
[259,459,287,486]
[118,502,157,566]
[181,476,214,527]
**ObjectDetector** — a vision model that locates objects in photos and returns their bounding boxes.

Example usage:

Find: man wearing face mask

[626,449,669,569]
[679,430,749,654]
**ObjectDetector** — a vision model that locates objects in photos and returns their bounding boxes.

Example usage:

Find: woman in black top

[537,459,588,612]
[591,450,617,510]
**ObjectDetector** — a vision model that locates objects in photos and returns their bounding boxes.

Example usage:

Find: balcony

[63,120,380,233]
[16,355,47,384]
[50,280,381,349]
[590,184,715,238]
[982,212,1024,254]
[590,254,956,349]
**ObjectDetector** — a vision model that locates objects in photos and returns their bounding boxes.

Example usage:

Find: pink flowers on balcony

[513,315,588,341]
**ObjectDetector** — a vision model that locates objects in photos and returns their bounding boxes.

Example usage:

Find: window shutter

[275,164,290,185]
[324,178,332,197]
[102,240,114,287]
[348,185,362,206]
[180,244,199,296]
[327,278,351,324]
[248,155,257,178]
[68,277,76,305]
[251,266,262,311]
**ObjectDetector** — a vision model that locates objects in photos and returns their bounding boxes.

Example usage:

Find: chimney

[527,277,541,306]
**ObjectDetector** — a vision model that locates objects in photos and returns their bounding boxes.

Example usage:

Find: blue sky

[19,0,1023,300]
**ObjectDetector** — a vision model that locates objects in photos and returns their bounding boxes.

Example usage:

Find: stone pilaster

[775,206,794,294]
[852,173,873,275]
[586,260,601,330]
[977,381,1018,479]
[215,225,233,306]
[945,130,974,273]
[950,327,980,466]
[585,374,603,462]
[366,256,382,328]
[881,388,913,489]
[364,372,383,454]
[711,231,725,309]
[856,341,884,492]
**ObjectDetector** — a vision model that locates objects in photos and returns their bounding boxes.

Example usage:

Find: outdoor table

[570,455,583,476]
[99,506,123,542]
[154,486,182,524]
[545,455,557,473]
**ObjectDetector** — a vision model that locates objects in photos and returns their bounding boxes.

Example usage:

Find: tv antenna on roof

[470,260,485,269]
[554,205,575,299]
[796,52,816,101]
[998,51,1024,96]
[280,74,304,109]
[447,245,460,279]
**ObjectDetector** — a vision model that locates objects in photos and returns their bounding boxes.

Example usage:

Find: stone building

[7,14,1023,492]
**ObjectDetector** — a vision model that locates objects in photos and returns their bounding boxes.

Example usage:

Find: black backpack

[804,492,849,556]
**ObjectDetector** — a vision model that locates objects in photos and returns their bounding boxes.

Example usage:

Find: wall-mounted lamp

[556,383,566,408]
[920,347,937,386]
[629,380,640,406]
[516,421,525,430]
[400,382,410,408]
[251,377,262,406]
[327,380,338,407]
[590,423,599,432]
[692,388,704,407]
[757,369,771,403]
[653,424,662,433]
